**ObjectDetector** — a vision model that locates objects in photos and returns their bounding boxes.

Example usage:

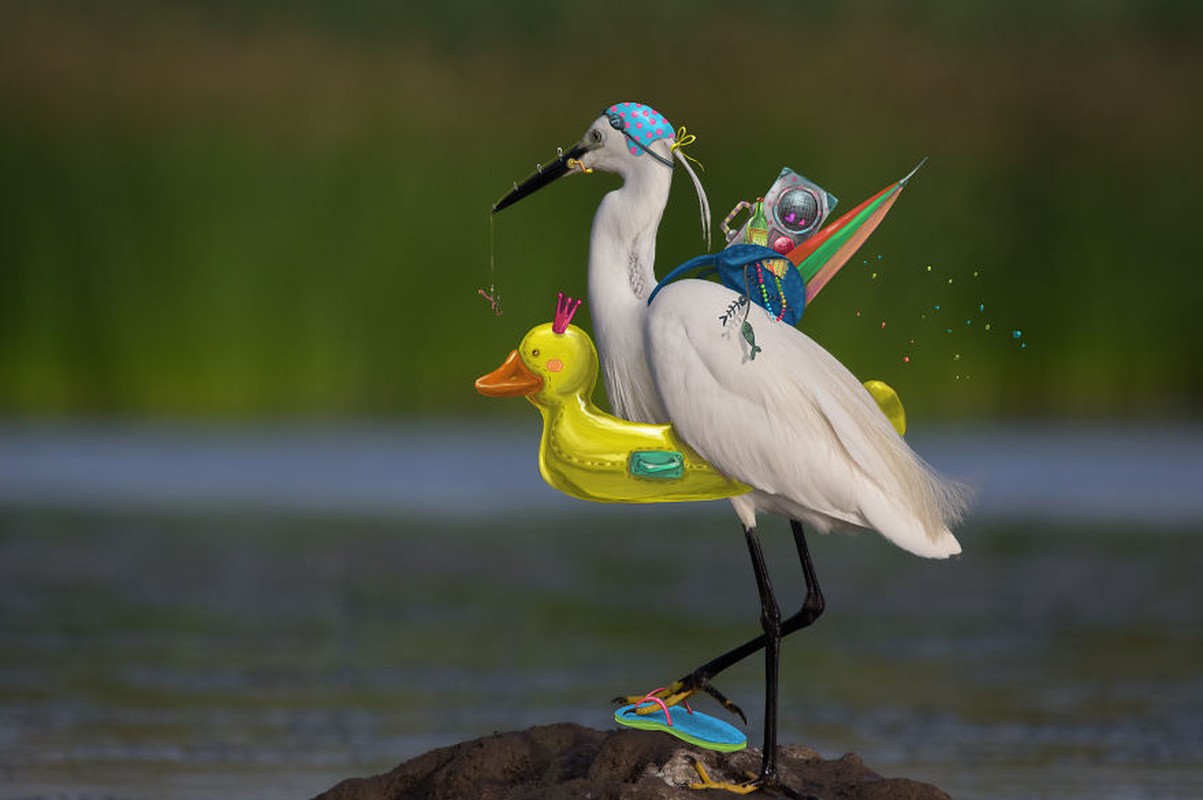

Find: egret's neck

[586,164,673,423]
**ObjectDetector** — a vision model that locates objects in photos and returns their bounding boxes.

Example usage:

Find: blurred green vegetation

[1,0,1200,420]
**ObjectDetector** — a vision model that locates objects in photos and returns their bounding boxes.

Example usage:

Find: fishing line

[477,213,503,315]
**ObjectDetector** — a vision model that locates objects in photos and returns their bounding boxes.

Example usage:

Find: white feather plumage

[647,281,967,558]
[575,113,968,559]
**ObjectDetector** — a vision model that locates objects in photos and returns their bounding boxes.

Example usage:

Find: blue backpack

[647,244,806,326]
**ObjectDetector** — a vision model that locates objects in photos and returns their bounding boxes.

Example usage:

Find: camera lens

[776,188,819,232]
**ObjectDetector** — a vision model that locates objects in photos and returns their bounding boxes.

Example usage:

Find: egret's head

[491,102,709,244]
[474,294,597,407]
[573,102,677,178]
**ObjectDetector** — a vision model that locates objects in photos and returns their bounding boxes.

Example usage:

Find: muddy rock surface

[312,723,950,800]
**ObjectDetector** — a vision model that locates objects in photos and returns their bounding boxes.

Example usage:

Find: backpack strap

[647,244,784,306]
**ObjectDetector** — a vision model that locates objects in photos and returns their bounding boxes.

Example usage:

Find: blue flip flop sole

[614,703,747,752]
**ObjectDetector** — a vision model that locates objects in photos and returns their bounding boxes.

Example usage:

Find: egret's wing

[645,280,965,558]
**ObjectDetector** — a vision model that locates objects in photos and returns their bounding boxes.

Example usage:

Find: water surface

[2,423,1201,799]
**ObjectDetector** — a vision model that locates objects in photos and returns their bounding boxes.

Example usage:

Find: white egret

[493,102,968,791]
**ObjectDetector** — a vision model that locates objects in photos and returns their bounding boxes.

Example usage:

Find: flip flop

[614,696,747,753]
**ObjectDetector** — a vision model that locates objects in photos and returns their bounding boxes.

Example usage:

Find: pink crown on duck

[552,292,583,334]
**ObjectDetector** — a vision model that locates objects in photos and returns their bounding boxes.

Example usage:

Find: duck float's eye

[530,349,540,358]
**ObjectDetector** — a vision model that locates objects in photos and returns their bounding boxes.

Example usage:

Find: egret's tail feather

[802,332,973,558]
[860,447,971,559]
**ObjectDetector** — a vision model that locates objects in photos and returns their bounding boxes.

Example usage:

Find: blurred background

[2,2,1202,799]
[2,0,1200,419]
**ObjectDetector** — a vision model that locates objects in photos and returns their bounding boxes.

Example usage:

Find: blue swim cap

[605,102,675,158]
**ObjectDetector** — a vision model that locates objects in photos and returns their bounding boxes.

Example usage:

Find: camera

[721,168,838,254]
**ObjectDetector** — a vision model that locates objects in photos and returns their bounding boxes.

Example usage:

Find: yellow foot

[615,681,694,713]
[688,760,761,794]
[614,677,746,724]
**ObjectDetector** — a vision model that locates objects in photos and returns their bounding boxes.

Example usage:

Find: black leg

[672,520,825,706]
[743,524,782,783]
[786,518,826,634]
[614,520,827,771]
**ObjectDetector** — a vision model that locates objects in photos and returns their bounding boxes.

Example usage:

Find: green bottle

[746,198,769,247]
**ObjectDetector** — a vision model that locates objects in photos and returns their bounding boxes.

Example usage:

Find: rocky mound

[313,723,950,800]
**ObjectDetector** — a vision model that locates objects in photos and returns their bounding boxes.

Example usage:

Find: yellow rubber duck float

[475,294,751,503]
[476,294,907,505]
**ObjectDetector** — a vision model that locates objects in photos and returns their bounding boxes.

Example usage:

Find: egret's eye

[588,128,603,145]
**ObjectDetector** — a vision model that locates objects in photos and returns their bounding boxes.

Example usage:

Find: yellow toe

[687,761,761,794]
[617,681,691,713]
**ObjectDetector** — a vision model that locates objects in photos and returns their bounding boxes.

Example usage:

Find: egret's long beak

[475,350,543,397]
[492,143,589,213]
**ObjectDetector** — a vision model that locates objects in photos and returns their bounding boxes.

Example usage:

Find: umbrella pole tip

[900,156,929,186]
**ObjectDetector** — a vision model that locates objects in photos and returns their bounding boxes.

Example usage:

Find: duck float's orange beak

[475,350,543,397]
